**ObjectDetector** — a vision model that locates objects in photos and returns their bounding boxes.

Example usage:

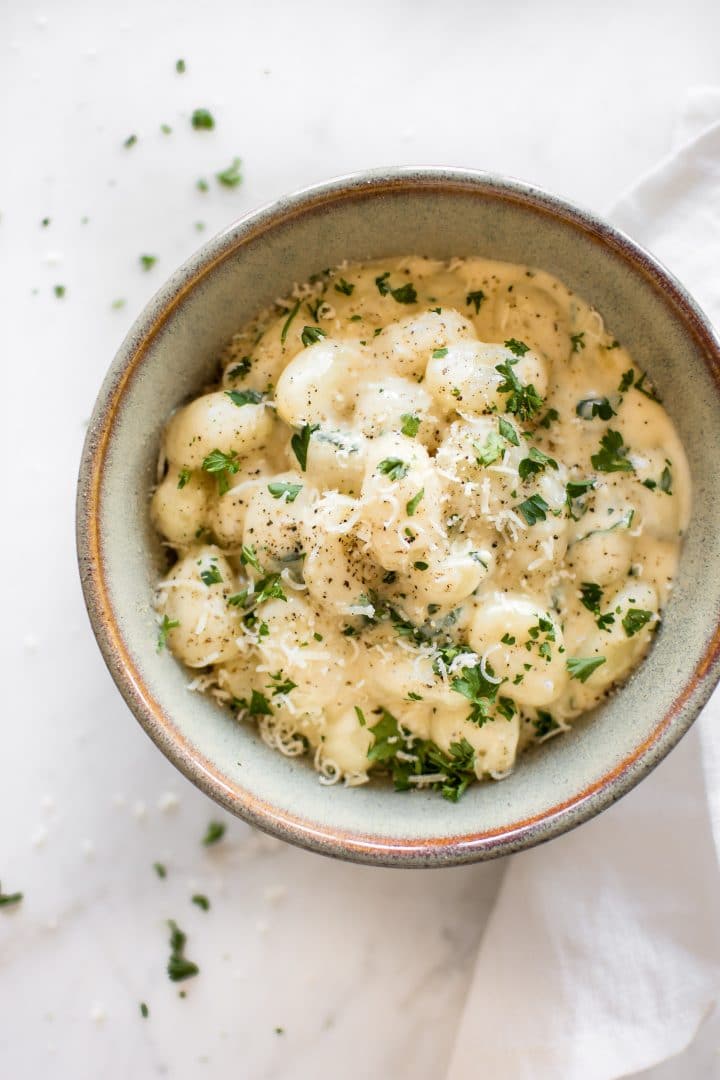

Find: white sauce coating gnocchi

[152,256,690,800]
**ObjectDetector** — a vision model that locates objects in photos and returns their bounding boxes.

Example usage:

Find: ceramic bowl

[77,167,720,867]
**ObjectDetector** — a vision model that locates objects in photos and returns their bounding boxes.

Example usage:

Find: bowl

[77,167,720,867]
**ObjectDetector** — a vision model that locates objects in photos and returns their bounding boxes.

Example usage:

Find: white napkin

[447,97,720,1080]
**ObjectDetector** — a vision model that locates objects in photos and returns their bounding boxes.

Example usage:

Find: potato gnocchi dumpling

[152,255,690,800]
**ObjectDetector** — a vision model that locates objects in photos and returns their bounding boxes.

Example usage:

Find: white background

[1,1,719,1077]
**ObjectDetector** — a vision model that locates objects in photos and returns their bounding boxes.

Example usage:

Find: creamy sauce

[152,256,690,798]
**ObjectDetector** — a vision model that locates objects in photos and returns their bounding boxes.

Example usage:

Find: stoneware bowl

[77,167,720,867]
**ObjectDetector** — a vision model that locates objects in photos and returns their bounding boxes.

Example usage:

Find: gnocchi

[152,255,690,800]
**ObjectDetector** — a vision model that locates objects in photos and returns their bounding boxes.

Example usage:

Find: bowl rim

[77,165,720,867]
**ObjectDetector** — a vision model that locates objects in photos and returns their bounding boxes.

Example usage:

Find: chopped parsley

[354,706,367,727]
[216,157,243,187]
[202,448,241,494]
[225,388,264,407]
[618,368,661,401]
[498,417,520,445]
[576,397,615,421]
[177,467,191,489]
[124,133,138,148]
[432,347,448,359]
[622,608,654,637]
[176,58,186,73]
[518,446,558,481]
[534,710,559,737]
[267,671,297,697]
[516,493,550,525]
[157,615,179,651]
[227,356,252,380]
[495,357,544,421]
[591,429,634,473]
[660,464,673,494]
[291,423,319,471]
[377,458,409,482]
[196,178,209,192]
[166,920,199,982]
[228,572,287,609]
[368,709,477,801]
[153,862,167,879]
[406,488,425,516]
[374,273,417,304]
[504,338,530,357]
[450,663,501,727]
[0,887,23,908]
[579,582,603,613]
[570,331,586,353]
[300,325,327,347]
[280,299,300,345]
[566,655,606,682]
[539,407,560,429]
[334,278,354,296]
[191,108,215,130]
[140,1002,149,1019]
[400,413,421,437]
[566,478,595,517]
[192,894,210,911]
[473,431,505,467]
[413,560,429,571]
[139,254,157,272]
[200,562,222,586]
[466,289,485,314]
[202,821,226,846]
[268,481,302,502]
[53,284,66,298]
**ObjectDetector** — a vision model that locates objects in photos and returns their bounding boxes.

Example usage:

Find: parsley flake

[202,821,226,846]
[504,338,530,357]
[200,563,223,586]
[498,417,520,445]
[301,325,327,347]
[225,389,264,407]
[576,397,615,421]
[570,331,586,353]
[177,468,191,489]
[406,488,425,516]
[622,608,654,637]
[400,413,421,438]
[377,458,409,482]
[139,254,157,272]
[473,431,505,467]
[216,157,242,188]
[291,423,319,471]
[202,448,241,494]
[518,446,558,481]
[191,108,215,130]
[166,920,199,982]
[280,300,300,345]
[566,655,606,682]
[432,347,448,359]
[334,278,354,296]
[191,894,210,911]
[495,357,544,421]
[516,493,550,525]
[591,429,634,473]
[268,481,302,502]
[157,615,179,651]
[466,290,485,314]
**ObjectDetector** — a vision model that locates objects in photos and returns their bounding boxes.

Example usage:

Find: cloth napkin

[447,94,720,1080]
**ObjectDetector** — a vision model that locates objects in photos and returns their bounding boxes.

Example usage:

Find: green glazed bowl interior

[77,167,720,867]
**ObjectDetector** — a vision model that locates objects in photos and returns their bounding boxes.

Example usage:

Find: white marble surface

[1,1,719,1076]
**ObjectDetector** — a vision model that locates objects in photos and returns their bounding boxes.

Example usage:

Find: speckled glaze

[77,168,720,867]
